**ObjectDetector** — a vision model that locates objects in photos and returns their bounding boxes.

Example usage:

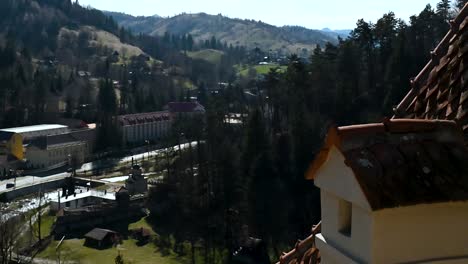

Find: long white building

[26,133,87,170]
[0,124,95,171]
[0,124,69,141]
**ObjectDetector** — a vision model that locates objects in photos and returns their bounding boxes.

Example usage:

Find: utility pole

[165,146,170,178]
[13,170,16,188]
[56,236,65,264]
[145,140,150,161]
[58,190,61,211]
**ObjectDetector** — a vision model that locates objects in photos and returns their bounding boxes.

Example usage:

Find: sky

[77,0,441,29]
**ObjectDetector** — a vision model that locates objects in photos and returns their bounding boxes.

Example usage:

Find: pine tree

[96,79,119,150]
[436,0,451,20]
[455,0,467,10]
[210,36,217,49]
[187,34,194,51]
[97,79,117,115]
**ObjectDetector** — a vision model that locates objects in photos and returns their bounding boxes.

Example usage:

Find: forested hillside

[146,0,466,261]
[0,0,246,134]
[0,0,466,262]
[107,11,340,56]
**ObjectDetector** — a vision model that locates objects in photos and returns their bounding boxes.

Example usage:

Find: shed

[131,227,152,243]
[84,228,119,249]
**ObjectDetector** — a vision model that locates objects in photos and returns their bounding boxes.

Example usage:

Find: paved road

[0,172,70,192]
[0,142,198,194]
[77,141,198,172]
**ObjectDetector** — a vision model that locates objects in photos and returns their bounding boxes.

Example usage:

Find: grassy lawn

[173,78,196,90]
[37,213,56,238]
[255,64,287,75]
[38,238,184,264]
[128,216,155,234]
[35,214,229,264]
[15,209,57,249]
[237,63,287,77]
[90,27,145,58]
[36,216,189,264]
[187,49,224,64]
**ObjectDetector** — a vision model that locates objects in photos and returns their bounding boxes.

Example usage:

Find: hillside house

[45,95,67,113]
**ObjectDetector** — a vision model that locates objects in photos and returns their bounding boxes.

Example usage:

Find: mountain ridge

[105,11,351,55]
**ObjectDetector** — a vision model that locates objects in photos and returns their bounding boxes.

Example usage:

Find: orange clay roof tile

[307,118,468,210]
[394,4,468,141]
[282,5,468,264]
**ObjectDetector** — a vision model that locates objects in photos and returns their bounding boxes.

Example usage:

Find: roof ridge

[305,119,464,180]
[338,119,458,134]
[118,110,169,118]
[277,222,321,264]
[394,3,468,117]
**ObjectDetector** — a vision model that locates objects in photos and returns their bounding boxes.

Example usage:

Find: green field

[128,216,155,234]
[187,49,224,64]
[37,213,56,239]
[38,238,183,264]
[237,63,287,77]
[36,216,190,264]
[173,78,196,90]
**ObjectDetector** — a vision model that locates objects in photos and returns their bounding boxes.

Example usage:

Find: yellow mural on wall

[7,133,24,160]
[2,133,24,160]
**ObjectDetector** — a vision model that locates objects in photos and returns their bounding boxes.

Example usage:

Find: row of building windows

[48,145,84,158]
[124,121,170,142]
[31,145,84,168]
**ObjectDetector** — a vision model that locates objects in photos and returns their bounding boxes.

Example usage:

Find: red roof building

[118,111,171,145]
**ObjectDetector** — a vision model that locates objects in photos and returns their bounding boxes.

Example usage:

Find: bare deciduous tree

[0,213,23,264]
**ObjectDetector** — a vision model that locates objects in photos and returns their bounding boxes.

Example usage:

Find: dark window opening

[338,199,352,237]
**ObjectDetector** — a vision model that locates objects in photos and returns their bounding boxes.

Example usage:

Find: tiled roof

[307,119,468,210]
[277,222,321,264]
[84,228,117,241]
[167,102,205,113]
[0,124,68,134]
[118,111,170,126]
[279,6,468,264]
[394,4,468,138]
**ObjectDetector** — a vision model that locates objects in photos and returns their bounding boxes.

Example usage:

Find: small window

[338,199,352,236]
